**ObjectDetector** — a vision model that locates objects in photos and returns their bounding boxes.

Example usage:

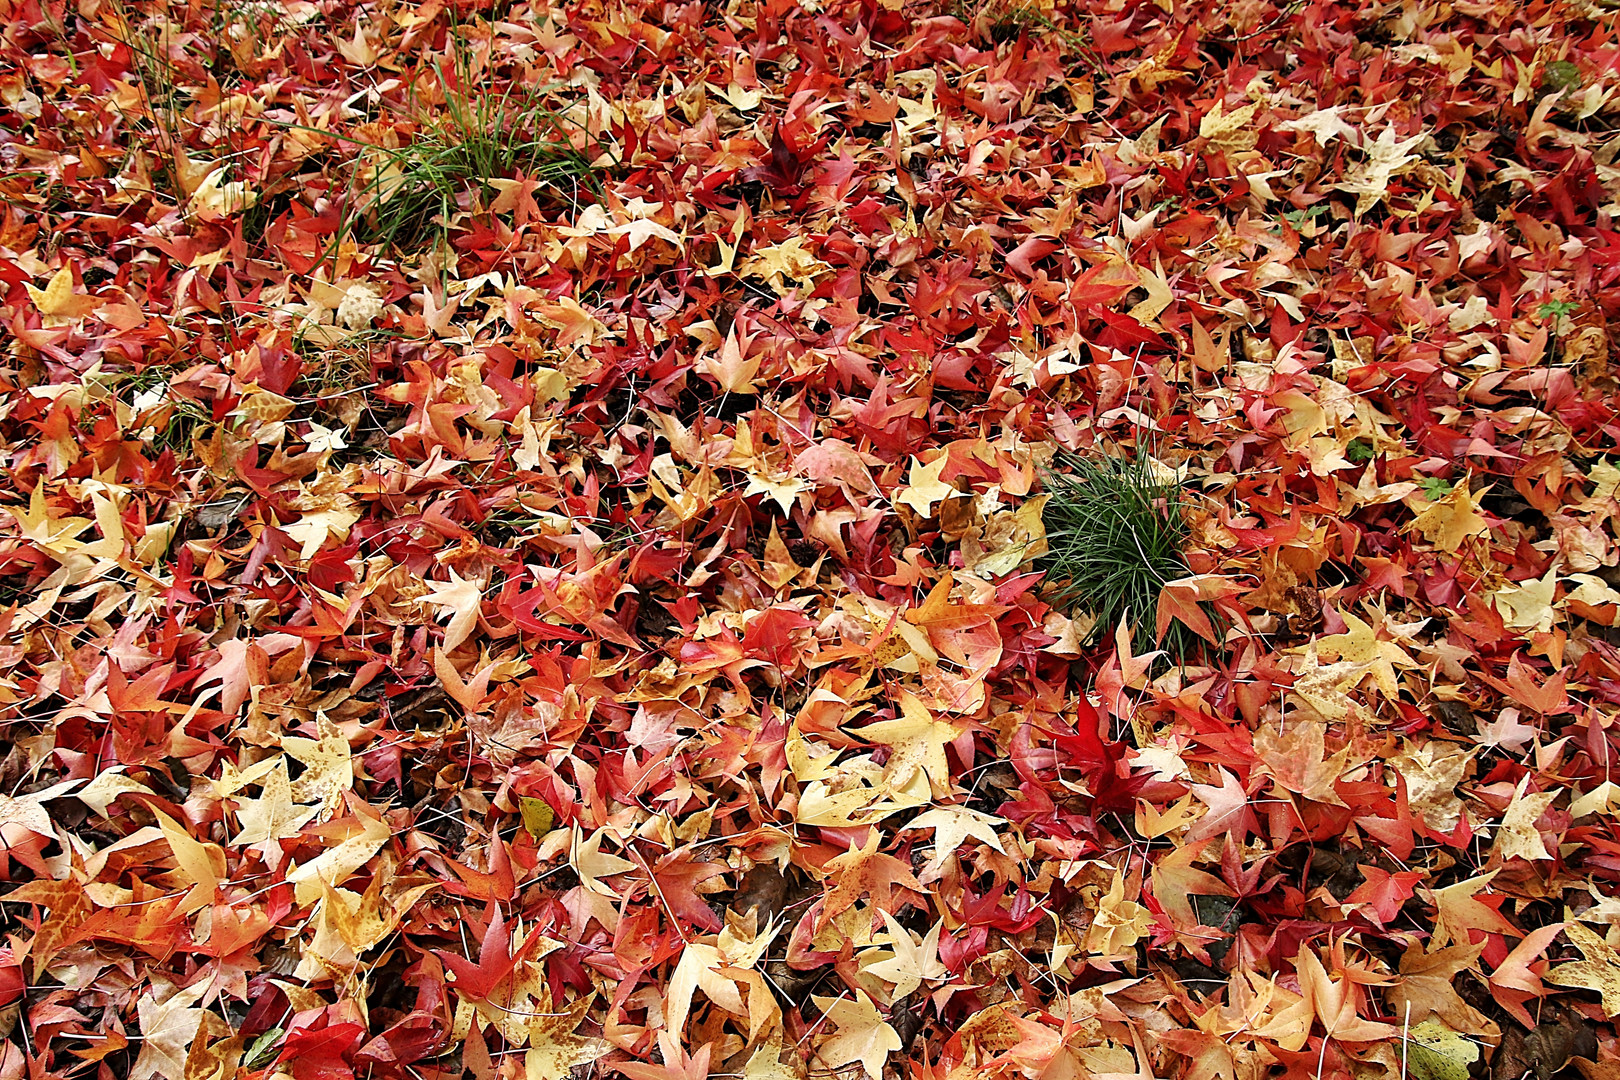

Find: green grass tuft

[348,60,599,250]
[1038,450,1204,659]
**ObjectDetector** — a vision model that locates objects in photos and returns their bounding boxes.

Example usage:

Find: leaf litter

[0,0,1619,1078]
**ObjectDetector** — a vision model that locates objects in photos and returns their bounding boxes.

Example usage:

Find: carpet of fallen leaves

[2,0,1620,1077]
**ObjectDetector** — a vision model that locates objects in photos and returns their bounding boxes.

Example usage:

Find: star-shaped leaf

[423,569,484,653]
[896,453,954,516]
[230,758,317,860]
[902,805,1005,877]
[1549,923,1620,1016]
[26,265,101,324]
[813,993,901,1080]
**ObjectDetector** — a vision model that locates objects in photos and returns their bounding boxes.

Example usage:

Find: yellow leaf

[524,997,609,1080]
[1489,568,1559,633]
[230,758,318,858]
[743,469,806,516]
[570,826,635,896]
[1491,775,1558,861]
[743,1037,800,1080]
[1199,101,1260,154]
[664,940,775,1040]
[188,167,257,219]
[133,979,212,1080]
[704,81,762,110]
[1549,923,1620,1016]
[738,235,831,294]
[7,483,92,556]
[520,797,556,839]
[861,908,946,997]
[700,325,760,394]
[1402,1019,1480,1080]
[903,805,1005,876]
[423,568,484,653]
[26,265,101,324]
[286,807,391,906]
[813,992,901,1080]
[283,504,361,561]
[1084,869,1155,956]
[855,691,959,799]
[1407,482,1491,553]
[1135,792,1201,839]
[154,810,225,915]
[1127,260,1174,326]
[706,212,747,277]
[896,453,955,516]
[962,495,1049,577]
[282,713,355,817]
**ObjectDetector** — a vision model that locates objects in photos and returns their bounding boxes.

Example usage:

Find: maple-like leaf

[1423,871,1518,949]
[154,809,226,915]
[1489,921,1564,1027]
[895,453,955,516]
[1406,482,1491,553]
[435,905,536,1001]
[1474,709,1538,753]
[1149,840,1234,960]
[861,908,946,998]
[1489,569,1560,633]
[423,569,484,654]
[616,1031,712,1080]
[283,713,355,817]
[1255,720,1351,806]
[903,805,1006,877]
[1186,767,1255,843]
[1386,939,1496,1036]
[1549,923,1620,1016]
[738,235,831,293]
[231,758,318,860]
[822,829,924,923]
[665,939,774,1041]
[1343,866,1424,927]
[571,826,636,896]
[855,691,959,799]
[1294,946,1397,1043]
[1490,776,1559,862]
[743,1038,800,1080]
[700,325,761,394]
[813,993,901,1080]
[647,850,729,932]
[524,998,610,1080]
[0,777,80,875]
[1336,125,1425,215]
[132,977,213,1080]
[1083,869,1155,957]
[285,805,392,906]
[1478,653,1571,716]
[26,265,101,324]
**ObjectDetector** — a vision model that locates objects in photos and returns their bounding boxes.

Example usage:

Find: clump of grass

[949,0,1105,68]
[348,54,599,250]
[1038,451,1203,659]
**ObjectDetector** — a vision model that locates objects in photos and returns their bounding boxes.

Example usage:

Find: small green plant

[1038,451,1203,659]
[1542,60,1583,93]
[291,323,396,397]
[1538,298,1579,325]
[950,0,1105,69]
[1419,476,1455,500]
[1346,438,1376,463]
[343,33,599,251]
[1282,204,1330,230]
[105,0,189,198]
